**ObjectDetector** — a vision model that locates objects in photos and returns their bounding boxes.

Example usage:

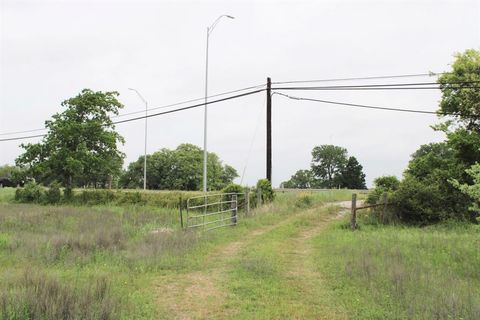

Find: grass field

[0,187,478,319]
[313,220,480,319]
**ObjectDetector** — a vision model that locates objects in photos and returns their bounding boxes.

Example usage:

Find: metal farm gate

[182,193,249,231]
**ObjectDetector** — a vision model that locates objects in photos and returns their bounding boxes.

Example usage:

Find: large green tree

[119,143,238,191]
[311,145,348,188]
[16,89,125,188]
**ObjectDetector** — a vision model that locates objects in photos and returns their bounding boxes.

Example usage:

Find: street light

[203,14,235,193]
[128,88,148,190]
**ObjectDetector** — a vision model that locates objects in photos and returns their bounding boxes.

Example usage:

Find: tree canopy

[311,145,348,188]
[119,143,239,191]
[438,49,480,132]
[16,89,125,188]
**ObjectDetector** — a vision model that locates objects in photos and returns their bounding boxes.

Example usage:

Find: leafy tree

[366,175,400,204]
[451,163,480,222]
[311,145,348,188]
[438,49,480,132]
[281,169,315,189]
[373,175,400,191]
[16,89,125,188]
[120,143,238,191]
[339,156,366,189]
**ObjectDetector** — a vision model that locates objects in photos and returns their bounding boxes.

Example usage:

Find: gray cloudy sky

[1,0,479,187]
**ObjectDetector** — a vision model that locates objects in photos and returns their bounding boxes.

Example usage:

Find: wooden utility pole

[266,77,272,182]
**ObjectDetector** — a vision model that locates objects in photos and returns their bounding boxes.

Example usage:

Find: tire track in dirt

[154,202,353,319]
[154,211,304,319]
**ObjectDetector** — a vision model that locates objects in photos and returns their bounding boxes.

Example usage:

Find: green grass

[0,188,14,203]
[7,188,476,319]
[313,219,480,319]
[0,191,353,319]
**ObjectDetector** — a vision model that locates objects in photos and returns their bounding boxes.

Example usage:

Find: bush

[45,182,62,204]
[392,176,454,224]
[294,193,314,208]
[366,175,400,204]
[256,179,275,203]
[222,183,244,194]
[15,181,44,203]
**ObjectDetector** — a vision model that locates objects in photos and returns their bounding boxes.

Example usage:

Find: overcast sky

[1,0,479,187]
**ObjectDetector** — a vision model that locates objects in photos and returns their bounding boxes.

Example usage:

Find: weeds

[0,270,118,320]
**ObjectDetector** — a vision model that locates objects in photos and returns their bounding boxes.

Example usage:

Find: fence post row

[350,193,357,231]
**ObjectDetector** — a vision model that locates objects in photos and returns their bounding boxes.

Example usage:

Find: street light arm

[208,14,235,35]
[128,88,147,105]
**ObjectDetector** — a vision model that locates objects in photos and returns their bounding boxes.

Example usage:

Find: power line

[273,85,480,91]
[272,72,449,85]
[113,83,266,119]
[0,83,266,137]
[0,133,47,142]
[273,92,454,115]
[0,88,265,142]
[274,80,480,90]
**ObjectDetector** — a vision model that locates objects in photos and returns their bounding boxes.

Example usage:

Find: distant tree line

[281,145,367,189]
[119,143,238,191]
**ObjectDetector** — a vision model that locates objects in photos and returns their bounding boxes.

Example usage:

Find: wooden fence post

[257,188,262,207]
[179,195,184,229]
[231,194,238,225]
[351,193,357,231]
[246,191,250,216]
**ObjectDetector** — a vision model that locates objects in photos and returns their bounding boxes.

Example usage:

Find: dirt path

[154,203,349,319]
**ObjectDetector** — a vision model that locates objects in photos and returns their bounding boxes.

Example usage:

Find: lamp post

[203,14,235,193]
[128,88,148,190]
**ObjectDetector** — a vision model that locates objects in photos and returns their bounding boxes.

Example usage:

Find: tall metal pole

[266,77,272,183]
[202,15,234,193]
[203,27,210,193]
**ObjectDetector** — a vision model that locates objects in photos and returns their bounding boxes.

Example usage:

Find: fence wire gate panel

[185,193,246,231]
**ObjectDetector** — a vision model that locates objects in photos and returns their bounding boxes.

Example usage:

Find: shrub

[222,183,244,194]
[15,181,44,203]
[294,193,314,208]
[78,190,116,205]
[256,179,275,203]
[366,175,399,204]
[45,182,62,204]
[392,175,455,224]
